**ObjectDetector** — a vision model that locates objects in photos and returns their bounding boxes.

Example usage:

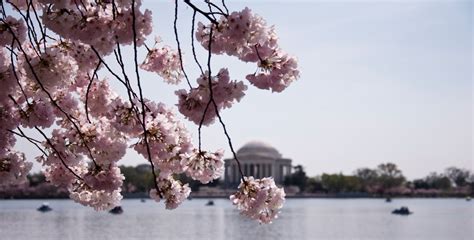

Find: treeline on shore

[1,163,473,199]
[284,163,474,197]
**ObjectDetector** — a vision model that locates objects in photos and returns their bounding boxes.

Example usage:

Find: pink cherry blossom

[149,176,191,210]
[176,68,247,125]
[0,150,32,186]
[133,101,193,177]
[0,48,19,104]
[83,163,124,191]
[41,0,152,55]
[20,100,55,129]
[1,1,294,217]
[185,149,224,184]
[230,176,286,224]
[80,78,117,119]
[70,184,123,211]
[140,43,183,84]
[21,44,78,91]
[196,8,299,92]
[0,16,26,47]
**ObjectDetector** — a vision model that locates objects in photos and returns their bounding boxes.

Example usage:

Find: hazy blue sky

[20,0,472,179]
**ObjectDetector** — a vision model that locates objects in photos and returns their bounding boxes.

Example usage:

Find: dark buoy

[37,202,52,212]
[385,197,392,202]
[392,206,412,215]
[206,200,214,206]
[109,206,123,214]
[140,198,146,203]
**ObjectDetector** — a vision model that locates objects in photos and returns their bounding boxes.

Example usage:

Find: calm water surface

[0,198,473,240]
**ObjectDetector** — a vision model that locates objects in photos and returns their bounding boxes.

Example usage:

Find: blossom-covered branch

[0,0,299,223]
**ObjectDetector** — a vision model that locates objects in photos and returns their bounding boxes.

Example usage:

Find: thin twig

[184,0,218,25]
[35,126,86,182]
[8,95,82,180]
[9,128,48,157]
[191,10,204,75]
[206,1,228,16]
[131,0,162,198]
[205,27,246,184]
[198,99,212,152]
[4,21,99,169]
[9,40,30,105]
[84,61,101,123]
[221,0,229,15]
[174,0,192,89]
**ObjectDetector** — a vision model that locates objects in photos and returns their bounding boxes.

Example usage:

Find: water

[0,198,472,240]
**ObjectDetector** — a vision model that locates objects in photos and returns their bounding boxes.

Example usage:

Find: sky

[18,0,472,180]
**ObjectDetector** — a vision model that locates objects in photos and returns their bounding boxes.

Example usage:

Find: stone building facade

[224,141,292,188]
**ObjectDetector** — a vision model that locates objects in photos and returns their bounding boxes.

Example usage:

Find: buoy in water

[392,206,412,215]
[109,206,123,214]
[206,200,214,206]
[37,202,52,212]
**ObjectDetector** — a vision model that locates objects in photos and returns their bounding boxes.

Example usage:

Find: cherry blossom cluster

[79,79,117,119]
[20,99,55,129]
[41,0,152,54]
[0,48,18,104]
[70,182,123,211]
[20,44,78,91]
[175,68,247,125]
[185,149,224,184]
[0,102,18,157]
[60,41,101,73]
[140,42,184,84]
[196,8,299,92]
[0,15,26,47]
[230,177,286,224]
[106,98,143,136]
[0,0,298,223]
[38,121,126,209]
[149,176,191,210]
[132,101,194,178]
[0,150,32,185]
[83,164,124,191]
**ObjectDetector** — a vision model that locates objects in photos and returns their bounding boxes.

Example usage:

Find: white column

[257,164,261,178]
[232,165,237,183]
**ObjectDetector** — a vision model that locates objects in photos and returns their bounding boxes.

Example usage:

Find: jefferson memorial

[224,141,292,188]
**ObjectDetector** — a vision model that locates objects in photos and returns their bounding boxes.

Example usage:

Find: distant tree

[343,175,363,192]
[321,173,362,193]
[321,174,344,193]
[445,167,471,187]
[354,167,378,191]
[120,165,154,193]
[376,163,405,192]
[27,172,46,187]
[284,165,309,191]
[468,174,474,194]
[413,179,430,189]
[425,172,451,190]
[306,176,325,193]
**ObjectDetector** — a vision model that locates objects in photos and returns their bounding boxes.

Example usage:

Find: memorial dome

[236,141,282,159]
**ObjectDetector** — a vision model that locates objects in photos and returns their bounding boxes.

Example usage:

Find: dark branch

[132,0,162,198]
[174,0,192,89]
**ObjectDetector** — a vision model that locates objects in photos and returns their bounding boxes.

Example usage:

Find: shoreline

[2,195,472,200]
